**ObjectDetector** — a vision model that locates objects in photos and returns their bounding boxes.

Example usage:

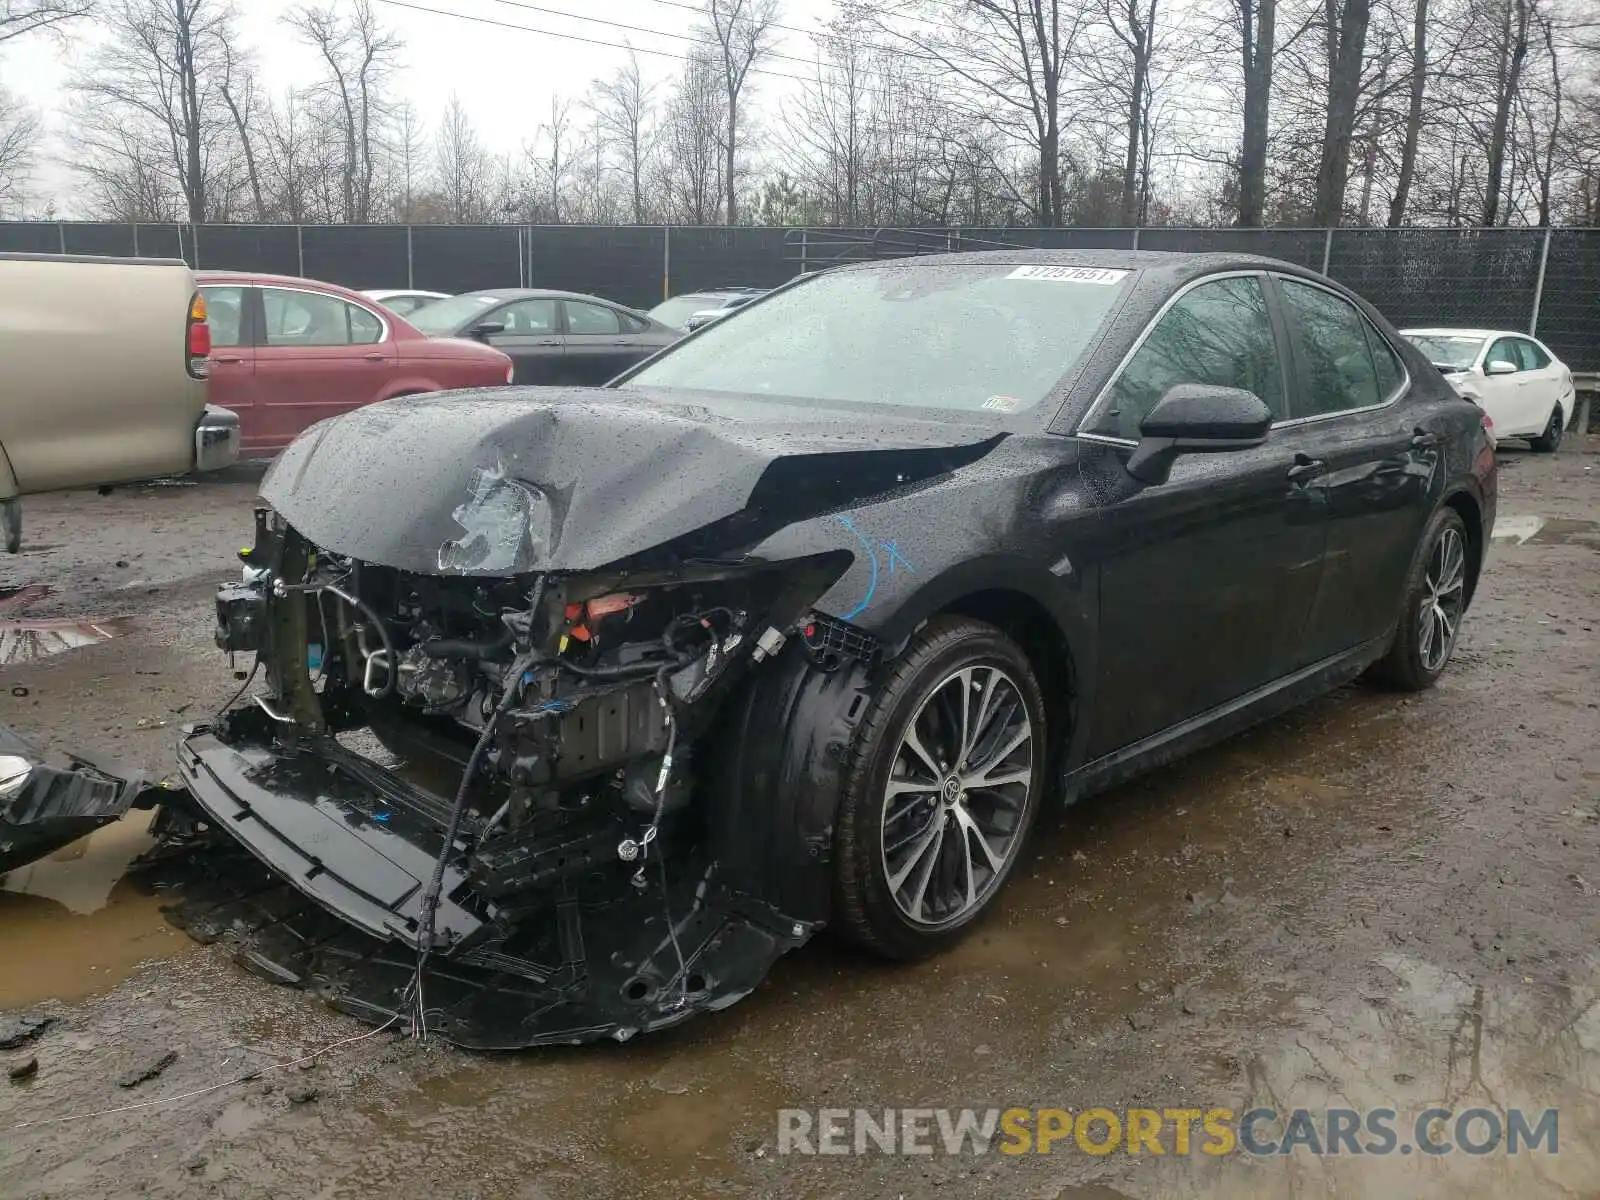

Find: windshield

[648,295,721,330]
[628,263,1131,414]
[1405,334,1484,371]
[408,293,501,336]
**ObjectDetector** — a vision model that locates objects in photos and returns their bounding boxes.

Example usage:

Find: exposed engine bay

[134,502,863,1048]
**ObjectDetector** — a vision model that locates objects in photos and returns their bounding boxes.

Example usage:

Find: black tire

[1530,405,1565,453]
[832,616,1048,960]
[1368,506,1470,691]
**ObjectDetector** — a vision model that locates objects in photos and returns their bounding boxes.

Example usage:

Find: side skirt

[1062,633,1393,805]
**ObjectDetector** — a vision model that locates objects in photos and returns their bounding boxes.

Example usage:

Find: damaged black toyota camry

[2,251,1496,1049]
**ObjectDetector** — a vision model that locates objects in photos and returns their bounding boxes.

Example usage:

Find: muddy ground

[0,445,1597,1200]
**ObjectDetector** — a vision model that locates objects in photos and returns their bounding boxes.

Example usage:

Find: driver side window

[1487,338,1522,372]
[1086,276,1285,441]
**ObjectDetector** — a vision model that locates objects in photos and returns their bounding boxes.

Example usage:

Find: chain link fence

[5,220,1598,370]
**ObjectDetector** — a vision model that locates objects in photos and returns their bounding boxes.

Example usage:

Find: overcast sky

[3,0,838,216]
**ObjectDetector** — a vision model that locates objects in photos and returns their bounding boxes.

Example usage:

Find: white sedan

[361,288,451,318]
[1401,327,1574,452]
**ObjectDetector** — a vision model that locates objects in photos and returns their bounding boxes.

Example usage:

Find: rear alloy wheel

[1530,405,1565,453]
[832,616,1047,959]
[1369,506,1469,691]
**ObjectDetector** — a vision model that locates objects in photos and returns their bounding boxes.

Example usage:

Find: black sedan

[407,287,678,384]
[45,250,1493,1049]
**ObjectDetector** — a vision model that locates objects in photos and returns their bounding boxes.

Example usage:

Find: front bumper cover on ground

[0,725,167,874]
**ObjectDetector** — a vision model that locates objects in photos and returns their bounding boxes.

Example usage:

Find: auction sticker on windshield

[1006,266,1130,284]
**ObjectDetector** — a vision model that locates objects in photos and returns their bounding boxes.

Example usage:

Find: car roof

[198,270,379,302]
[1399,327,1520,340]
[363,288,449,298]
[460,287,615,303]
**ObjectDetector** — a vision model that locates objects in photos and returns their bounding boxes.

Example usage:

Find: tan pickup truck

[0,252,240,552]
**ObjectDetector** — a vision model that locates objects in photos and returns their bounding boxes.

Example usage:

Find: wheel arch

[1442,487,1484,606]
[931,587,1079,756]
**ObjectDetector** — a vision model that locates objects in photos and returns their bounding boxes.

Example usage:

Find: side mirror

[469,321,506,340]
[1124,384,1274,486]
[1484,359,1517,376]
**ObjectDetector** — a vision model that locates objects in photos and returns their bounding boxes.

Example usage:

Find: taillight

[187,292,211,379]
[505,360,515,384]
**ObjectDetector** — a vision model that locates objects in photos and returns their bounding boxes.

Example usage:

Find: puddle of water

[1492,515,1546,544]
[0,811,190,1007]
[0,615,133,666]
[1528,518,1600,547]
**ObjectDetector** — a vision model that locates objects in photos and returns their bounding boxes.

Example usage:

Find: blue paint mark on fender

[835,515,879,619]
[880,540,915,576]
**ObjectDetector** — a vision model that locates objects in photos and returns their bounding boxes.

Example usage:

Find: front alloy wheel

[832,616,1048,959]
[881,664,1034,928]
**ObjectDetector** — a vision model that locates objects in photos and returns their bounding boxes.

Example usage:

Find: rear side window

[1087,275,1285,440]
[261,288,382,347]
[1364,324,1405,399]
[1280,279,1384,416]
[201,285,247,348]
[1516,339,1551,370]
[566,301,622,335]
[496,298,558,334]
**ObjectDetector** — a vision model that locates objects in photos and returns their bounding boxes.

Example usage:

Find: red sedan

[198,272,513,457]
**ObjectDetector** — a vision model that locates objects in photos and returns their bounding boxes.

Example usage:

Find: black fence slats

[670,227,790,297]
[408,225,522,295]
[61,223,137,257]
[531,225,665,310]
[4,222,1597,368]
[131,224,185,262]
[0,222,64,253]
[1532,231,1600,372]
[192,224,300,275]
[301,225,411,290]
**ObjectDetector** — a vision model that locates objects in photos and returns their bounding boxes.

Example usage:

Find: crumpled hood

[260,386,1002,575]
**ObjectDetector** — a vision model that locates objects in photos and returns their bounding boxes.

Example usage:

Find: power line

[481,0,971,80]
[376,0,999,105]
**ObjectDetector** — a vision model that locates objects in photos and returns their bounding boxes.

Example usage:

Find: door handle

[213,353,243,364]
[533,338,561,347]
[1286,454,1327,482]
[1410,427,1439,450]
[363,352,385,362]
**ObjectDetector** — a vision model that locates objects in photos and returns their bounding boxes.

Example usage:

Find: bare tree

[706,0,780,224]
[1233,0,1276,225]
[433,93,491,222]
[1098,0,1162,224]
[592,51,656,224]
[1310,0,1373,224]
[388,100,428,220]
[529,93,574,222]
[1481,0,1534,224]
[71,0,241,221]
[659,48,726,223]
[286,0,402,223]
[783,17,873,224]
[0,0,91,43]
[218,37,265,220]
[1386,0,1428,224]
[878,0,1090,226]
[0,84,38,213]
